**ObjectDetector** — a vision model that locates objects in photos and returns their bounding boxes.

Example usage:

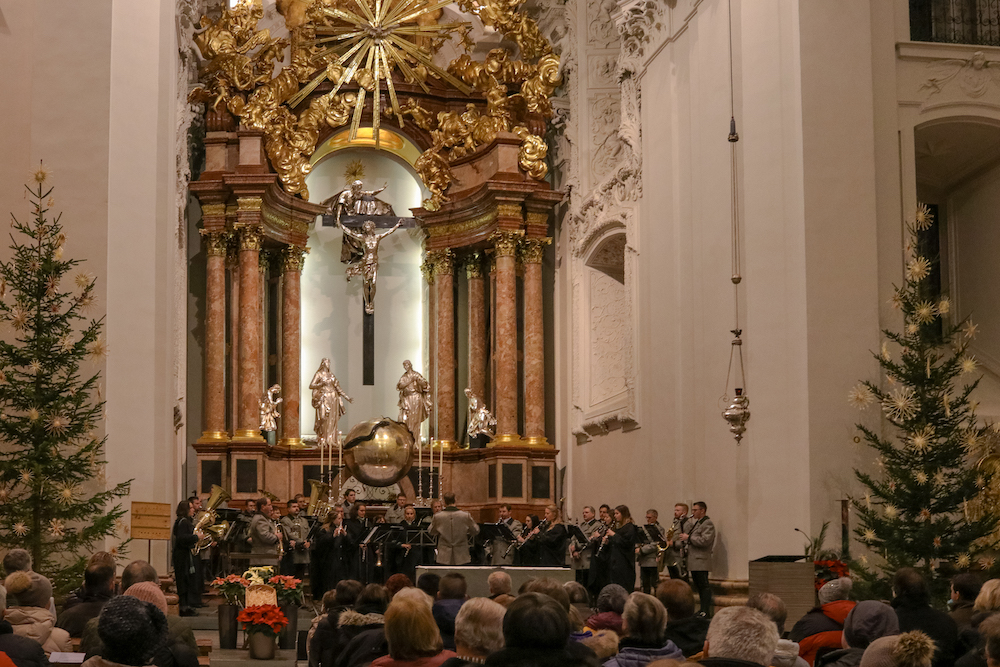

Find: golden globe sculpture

[343,418,415,487]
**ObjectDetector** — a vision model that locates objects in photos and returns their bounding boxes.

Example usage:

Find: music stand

[566,525,588,543]
[479,523,516,543]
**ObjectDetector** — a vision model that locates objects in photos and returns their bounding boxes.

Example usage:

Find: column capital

[465,251,484,279]
[201,230,230,257]
[426,249,455,277]
[420,258,435,285]
[282,245,308,273]
[259,250,273,274]
[519,237,551,264]
[490,230,524,258]
[238,224,264,251]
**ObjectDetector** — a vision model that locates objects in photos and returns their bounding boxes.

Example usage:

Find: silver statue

[339,218,402,315]
[323,180,396,224]
[310,358,353,448]
[465,388,496,440]
[397,360,431,443]
[259,384,282,432]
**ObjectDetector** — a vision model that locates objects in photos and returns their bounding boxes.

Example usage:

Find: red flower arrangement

[268,575,304,606]
[814,559,850,591]
[238,604,288,636]
[212,574,250,606]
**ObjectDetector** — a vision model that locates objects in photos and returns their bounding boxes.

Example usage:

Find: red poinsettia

[238,604,288,636]
[212,575,250,606]
[268,575,304,606]
[814,559,850,591]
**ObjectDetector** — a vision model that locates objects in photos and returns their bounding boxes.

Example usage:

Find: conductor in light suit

[428,492,480,565]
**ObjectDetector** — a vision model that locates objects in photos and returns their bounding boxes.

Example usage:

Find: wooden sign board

[131,501,172,541]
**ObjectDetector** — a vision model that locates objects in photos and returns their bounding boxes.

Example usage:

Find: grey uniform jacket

[685,516,716,572]
[249,514,280,566]
[429,507,480,565]
[383,505,406,524]
[491,518,523,566]
[572,519,602,570]
[637,522,665,567]
[279,515,311,564]
[663,516,691,567]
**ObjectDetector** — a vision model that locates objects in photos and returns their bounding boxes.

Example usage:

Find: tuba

[306,479,333,517]
[192,485,231,555]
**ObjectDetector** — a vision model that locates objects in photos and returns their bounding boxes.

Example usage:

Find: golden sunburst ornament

[12,522,28,537]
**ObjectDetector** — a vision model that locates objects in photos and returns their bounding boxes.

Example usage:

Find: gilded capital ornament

[237,196,263,212]
[526,211,549,226]
[282,245,308,273]
[420,258,435,285]
[259,250,273,274]
[497,203,523,220]
[238,224,264,252]
[201,203,227,219]
[465,252,484,279]
[490,230,524,257]
[201,230,229,257]
[519,237,551,264]
[431,249,456,277]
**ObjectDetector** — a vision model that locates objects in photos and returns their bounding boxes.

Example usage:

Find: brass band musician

[570,505,601,585]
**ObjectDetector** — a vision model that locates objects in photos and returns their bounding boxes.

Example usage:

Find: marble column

[520,238,550,446]
[227,244,240,435]
[491,230,522,443]
[280,247,305,447]
[421,259,437,443]
[235,218,265,441]
[432,250,456,447]
[199,229,229,443]
[466,253,487,403]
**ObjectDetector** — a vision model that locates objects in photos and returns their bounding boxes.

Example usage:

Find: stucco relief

[588,0,620,47]
[589,270,630,404]
[591,95,624,181]
[920,51,1000,98]
[588,54,618,88]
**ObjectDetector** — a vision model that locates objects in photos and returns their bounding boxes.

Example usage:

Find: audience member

[702,606,780,667]
[747,593,808,667]
[565,581,595,622]
[82,596,168,667]
[957,613,1000,667]
[386,574,413,599]
[484,593,600,667]
[604,593,682,667]
[488,572,515,607]
[57,564,115,637]
[372,596,456,667]
[816,601,899,667]
[892,568,959,667]
[310,580,364,667]
[333,584,390,667]
[3,571,70,656]
[0,591,47,667]
[953,575,986,634]
[985,618,1000,667]
[433,574,468,651]
[393,588,434,610]
[442,598,506,667]
[119,561,157,593]
[587,584,628,635]
[859,631,935,667]
[418,574,441,600]
[522,578,584,631]
[790,577,856,666]
[962,579,1000,661]
[63,553,118,610]
[657,580,710,658]
[2,551,54,616]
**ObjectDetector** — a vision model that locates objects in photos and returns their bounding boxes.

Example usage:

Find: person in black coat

[532,506,569,567]
[892,568,960,667]
[0,615,48,667]
[385,506,422,582]
[171,500,200,616]
[599,505,637,593]
[517,515,542,566]
[344,503,371,583]
[484,593,600,667]
[312,507,348,600]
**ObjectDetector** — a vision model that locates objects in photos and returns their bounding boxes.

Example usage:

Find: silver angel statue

[259,384,282,432]
[322,180,396,224]
[397,360,431,443]
[310,358,352,447]
[465,388,496,440]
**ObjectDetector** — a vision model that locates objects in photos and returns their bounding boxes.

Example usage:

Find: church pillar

[227,244,240,435]
[198,228,229,443]
[280,247,305,447]
[432,250,456,448]
[491,228,523,443]
[234,209,265,442]
[466,253,487,403]
[421,259,437,443]
[521,237,550,446]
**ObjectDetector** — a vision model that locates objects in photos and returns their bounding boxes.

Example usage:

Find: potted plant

[238,604,288,660]
[212,575,250,650]
[269,575,303,650]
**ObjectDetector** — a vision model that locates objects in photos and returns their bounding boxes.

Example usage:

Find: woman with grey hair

[604,593,683,667]
[587,584,629,635]
[441,598,507,666]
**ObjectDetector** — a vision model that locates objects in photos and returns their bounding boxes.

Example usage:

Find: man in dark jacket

[816,601,899,667]
[657,579,711,658]
[952,574,985,635]
[433,574,468,651]
[484,593,600,667]
[56,563,116,637]
[789,578,856,666]
[702,606,780,667]
[0,592,48,667]
[893,568,960,667]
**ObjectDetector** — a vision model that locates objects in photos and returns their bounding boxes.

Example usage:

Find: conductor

[428,493,480,565]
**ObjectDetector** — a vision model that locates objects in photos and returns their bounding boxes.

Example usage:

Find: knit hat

[3,570,53,609]
[818,577,853,605]
[844,601,900,649]
[860,631,936,667]
[125,581,168,615]
[98,595,168,666]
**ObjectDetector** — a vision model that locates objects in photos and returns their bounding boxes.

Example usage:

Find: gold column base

[278,438,304,449]
[232,429,265,442]
[489,433,523,447]
[196,430,230,444]
[433,439,458,451]
[521,436,551,448]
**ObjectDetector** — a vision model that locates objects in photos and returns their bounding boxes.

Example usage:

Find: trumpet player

[570,505,601,585]
[491,504,522,566]
[280,500,311,580]
[249,497,281,567]
[637,509,665,594]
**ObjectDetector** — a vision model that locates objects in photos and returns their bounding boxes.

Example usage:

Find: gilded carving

[263,208,308,235]
[465,252,484,279]
[526,211,549,226]
[201,230,230,257]
[259,250,275,273]
[238,224,264,252]
[425,210,498,238]
[497,203,523,220]
[515,127,549,180]
[201,203,227,218]
[420,258,436,285]
[490,229,523,257]
[282,245,308,273]
[237,196,263,212]
[430,249,456,276]
[519,237,550,264]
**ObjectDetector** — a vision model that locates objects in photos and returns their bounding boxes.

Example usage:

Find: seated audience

[82,596,168,667]
[816,601,899,667]
[393,588,434,609]
[3,570,70,656]
[604,593,682,667]
[702,606,780,667]
[981,616,1000,667]
[57,563,116,637]
[310,580,364,667]
[442,598,506,667]
[484,592,600,667]
[656,580,710,658]
[433,574,468,651]
[859,631,935,667]
[790,578,856,666]
[488,572,515,607]
[2,551,53,616]
[417,574,441,600]
[953,575,986,634]
[63,553,118,610]
[957,613,1000,667]
[564,582,595,622]
[892,568,959,667]
[386,575,413,600]
[587,584,629,636]
[959,579,1000,667]
[747,593,808,667]
[372,596,456,667]
[0,590,47,667]
[332,584,390,667]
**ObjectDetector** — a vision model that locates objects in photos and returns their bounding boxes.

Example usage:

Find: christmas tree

[850,204,998,599]
[0,165,130,592]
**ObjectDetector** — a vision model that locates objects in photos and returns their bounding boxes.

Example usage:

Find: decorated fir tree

[850,204,998,598]
[0,165,130,592]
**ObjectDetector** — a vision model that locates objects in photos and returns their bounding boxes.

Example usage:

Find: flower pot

[278,604,298,650]
[248,632,276,660]
[218,604,239,650]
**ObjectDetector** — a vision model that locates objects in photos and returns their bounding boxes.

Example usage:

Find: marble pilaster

[280,247,306,447]
[466,253,487,403]
[520,237,550,446]
[421,259,437,443]
[491,229,523,443]
[199,230,229,443]
[431,250,456,448]
[235,214,265,442]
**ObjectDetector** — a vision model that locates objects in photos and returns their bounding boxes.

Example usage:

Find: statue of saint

[339,218,402,314]
[397,360,431,443]
[465,388,496,441]
[322,180,396,225]
[259,384,282,432]
[310,358,352,447]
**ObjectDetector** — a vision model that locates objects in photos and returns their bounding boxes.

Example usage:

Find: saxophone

[275,522,284,561]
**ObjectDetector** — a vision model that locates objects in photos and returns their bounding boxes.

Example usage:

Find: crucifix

[321,181,418,385]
